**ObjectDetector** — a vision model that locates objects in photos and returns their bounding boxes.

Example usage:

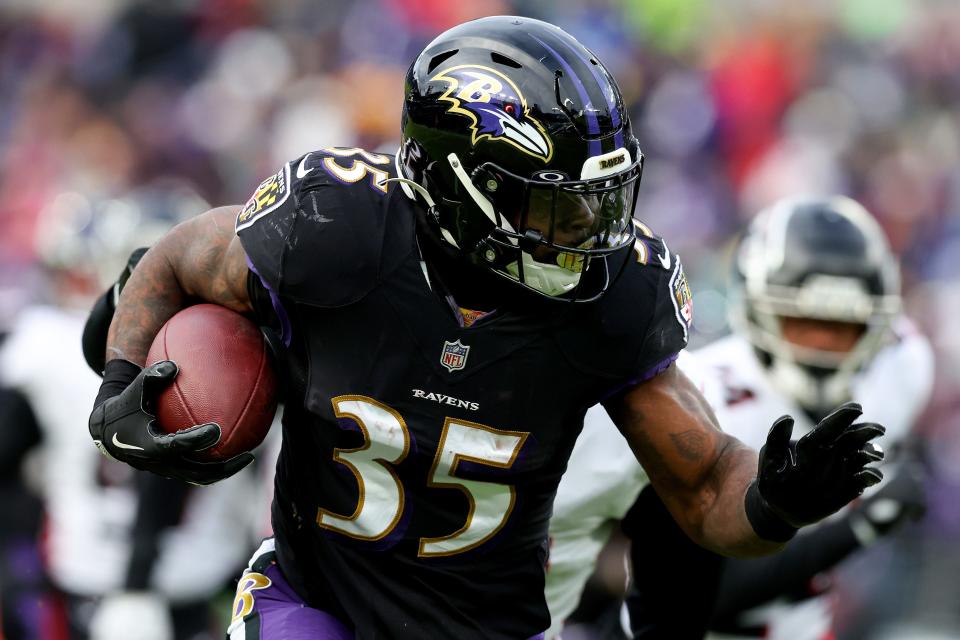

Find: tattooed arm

[604,364,784,557]
[86,206,255,485]
[106,206,250,366]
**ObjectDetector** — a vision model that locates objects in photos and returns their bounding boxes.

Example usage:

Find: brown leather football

[146,304,277,461]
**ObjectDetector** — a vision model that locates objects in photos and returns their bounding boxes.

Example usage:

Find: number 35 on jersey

[319,395,528,558]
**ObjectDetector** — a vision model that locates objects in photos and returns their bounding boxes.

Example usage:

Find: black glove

[849,461,927,545]
[89,359,254,486]
[745,402,884,541]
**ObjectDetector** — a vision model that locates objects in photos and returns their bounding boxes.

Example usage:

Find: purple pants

[228,539,546,640]
[228,539,352,640]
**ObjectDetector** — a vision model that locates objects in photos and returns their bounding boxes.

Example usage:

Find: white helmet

[730,196,901,415]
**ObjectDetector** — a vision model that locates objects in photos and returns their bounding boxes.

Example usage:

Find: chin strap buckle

[519,229,543,254]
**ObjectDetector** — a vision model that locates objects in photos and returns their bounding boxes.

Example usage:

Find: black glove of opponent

[849,460,927,545]
[745,402,885,541]
[89,359,253,486]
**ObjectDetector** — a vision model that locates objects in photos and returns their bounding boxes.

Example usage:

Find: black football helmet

[398,16,643,301]
[730,196,901,414]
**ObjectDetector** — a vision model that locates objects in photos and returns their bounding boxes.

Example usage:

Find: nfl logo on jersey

[440,340,470,372]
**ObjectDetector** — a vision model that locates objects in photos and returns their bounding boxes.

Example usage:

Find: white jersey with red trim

[544,351,724,639]
[544,318,932,640]
[0,306,258,601]
[696,319,933,640]
[697,319,932,451]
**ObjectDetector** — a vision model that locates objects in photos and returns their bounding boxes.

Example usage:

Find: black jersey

[236,147,690,639]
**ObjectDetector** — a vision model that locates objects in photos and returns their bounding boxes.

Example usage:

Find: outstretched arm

[605,364,884,557]
[605,364,775,557]
[713,460,926,619]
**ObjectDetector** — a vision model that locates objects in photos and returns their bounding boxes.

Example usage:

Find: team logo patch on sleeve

[669,260,693,341]
[236,163,291,231]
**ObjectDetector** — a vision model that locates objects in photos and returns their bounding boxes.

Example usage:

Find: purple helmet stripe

[565,42,625,150]
[532,34,602,157]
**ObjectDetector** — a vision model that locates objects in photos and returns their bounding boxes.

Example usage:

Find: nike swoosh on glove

[89,360,253,486]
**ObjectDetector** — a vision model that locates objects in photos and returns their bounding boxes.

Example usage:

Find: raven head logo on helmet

[397,16,644,302]
[432,65,553,162]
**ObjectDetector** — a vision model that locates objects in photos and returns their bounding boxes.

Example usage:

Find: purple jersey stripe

[596,351,681,404]
[246,254,293,347]
[640,351,680,381]
[531,35,603,158]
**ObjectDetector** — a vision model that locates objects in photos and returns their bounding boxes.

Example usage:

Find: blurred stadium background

[0,0,958,638]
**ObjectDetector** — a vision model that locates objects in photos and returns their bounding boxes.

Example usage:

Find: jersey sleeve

[555,231,691,388]
[635,244,693,380]
[235,162,296,297]
[235,149,416,308]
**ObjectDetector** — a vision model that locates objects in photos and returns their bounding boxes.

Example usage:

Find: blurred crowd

[0,0,958,638]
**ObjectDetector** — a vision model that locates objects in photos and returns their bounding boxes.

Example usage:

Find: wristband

[744,481,799,543]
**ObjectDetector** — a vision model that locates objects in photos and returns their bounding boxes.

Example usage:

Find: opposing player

[1,301,256,640]
[87,18,885,639]
[77,250,262,640]
[620,196,932,639]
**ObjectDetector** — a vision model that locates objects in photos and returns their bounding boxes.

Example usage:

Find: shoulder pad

[552,229,690,385]
[629,221,676,274]
[236,148,416,307]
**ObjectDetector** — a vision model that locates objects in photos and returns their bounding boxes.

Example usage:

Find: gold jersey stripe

[633,219,655,238]
[633,240,649,264]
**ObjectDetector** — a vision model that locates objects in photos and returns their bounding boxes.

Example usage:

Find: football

[146,304,277,461]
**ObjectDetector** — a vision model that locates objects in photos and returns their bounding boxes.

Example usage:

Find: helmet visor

[479,156,643,261]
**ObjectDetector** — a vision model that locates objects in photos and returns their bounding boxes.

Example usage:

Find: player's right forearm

[105,206,250,366]
[105,241,190,366]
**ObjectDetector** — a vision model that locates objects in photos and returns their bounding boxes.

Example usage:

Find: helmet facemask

[736,275,900,414]
[417,148,643,301]
[730,196,902,416]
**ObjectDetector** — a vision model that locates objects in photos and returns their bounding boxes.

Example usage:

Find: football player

[654,196,931,640]
[87,18,885,639]
[542,196,930,639]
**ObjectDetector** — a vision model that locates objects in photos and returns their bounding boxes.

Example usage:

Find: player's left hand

[746,402,884,537]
